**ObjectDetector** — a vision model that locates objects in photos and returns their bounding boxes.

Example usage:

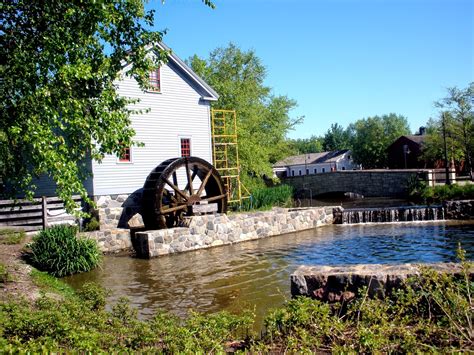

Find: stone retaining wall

[134,207,336,258]
[83,229,132,253]
[95,192,142,230]
[444,200,474,220]
[291,263,472,302]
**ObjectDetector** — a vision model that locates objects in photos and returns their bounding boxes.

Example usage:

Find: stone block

[128,213,145,229]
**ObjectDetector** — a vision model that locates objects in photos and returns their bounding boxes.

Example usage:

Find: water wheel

[142,157,228,229]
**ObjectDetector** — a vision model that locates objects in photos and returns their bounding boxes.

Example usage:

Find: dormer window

[149,68,161,92]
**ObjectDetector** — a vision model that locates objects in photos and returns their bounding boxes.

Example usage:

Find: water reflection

[65,221,474,325]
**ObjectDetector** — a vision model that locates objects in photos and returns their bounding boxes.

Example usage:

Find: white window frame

[147,67,162,94]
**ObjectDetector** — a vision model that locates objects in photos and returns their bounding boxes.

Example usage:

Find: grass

[0,229,26,245]
[0,262,10,283]
[1,248,472,352]
[30,269,76,298]
[241,185,294,211]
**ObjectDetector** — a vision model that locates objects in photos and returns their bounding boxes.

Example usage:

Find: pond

[65,221,474,327]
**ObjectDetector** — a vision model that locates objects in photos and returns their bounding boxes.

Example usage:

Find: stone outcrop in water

[291,263,473,302]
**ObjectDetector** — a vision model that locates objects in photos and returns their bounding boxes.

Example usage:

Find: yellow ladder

[211,109,250,205]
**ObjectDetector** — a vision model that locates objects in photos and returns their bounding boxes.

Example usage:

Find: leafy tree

[322,123,351,151]
[431,83,474,176]
[288,135,324,154]
[188,44,301,188]
[422,114,464,170]
[1,0,212,212]
[349,114,411,168]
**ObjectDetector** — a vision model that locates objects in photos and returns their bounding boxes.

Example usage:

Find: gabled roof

[388,135,427,149]
[273,150,350,168]
[122,42,219,101]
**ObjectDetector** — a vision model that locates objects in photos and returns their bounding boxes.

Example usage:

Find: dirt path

[0,237,41,302]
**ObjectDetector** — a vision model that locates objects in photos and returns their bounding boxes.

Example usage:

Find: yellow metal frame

[211,109,250,205]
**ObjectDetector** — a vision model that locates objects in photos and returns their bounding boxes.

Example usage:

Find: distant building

[273,150,360,178]
[387,127,427,169]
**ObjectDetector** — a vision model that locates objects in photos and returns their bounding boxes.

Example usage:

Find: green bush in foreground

[0,255,472,353]
[241,185,294,211]
[29,225,101,277]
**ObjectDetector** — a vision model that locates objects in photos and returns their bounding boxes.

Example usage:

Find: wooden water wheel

[142,157,227,229]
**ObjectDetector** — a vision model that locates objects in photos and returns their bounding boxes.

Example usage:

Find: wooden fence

[0,195,82,231]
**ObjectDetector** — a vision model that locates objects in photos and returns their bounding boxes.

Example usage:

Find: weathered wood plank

[0,198,42,206]
[0,204,47,212]
[46,195,82,203]
[0,211,43,220]
[0,219,43,226]
[48,216,76,223]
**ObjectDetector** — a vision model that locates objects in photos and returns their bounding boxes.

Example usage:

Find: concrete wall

[283,169,431,197]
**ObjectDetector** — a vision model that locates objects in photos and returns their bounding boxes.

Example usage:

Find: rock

[128,213,145,229]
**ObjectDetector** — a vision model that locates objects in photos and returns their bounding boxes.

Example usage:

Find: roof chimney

[419,126,426,135]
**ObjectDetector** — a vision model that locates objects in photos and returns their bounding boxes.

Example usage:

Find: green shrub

[0,229,25,245]
[83,217,100,232]
[410,182,474,203]
[0,262,10,283]
[241,185,294,211]
[29,225,101,277]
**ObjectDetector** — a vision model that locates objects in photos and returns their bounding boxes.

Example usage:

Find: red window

[149,68,161,92]
[180,138,191,157]
[119,146,131,162]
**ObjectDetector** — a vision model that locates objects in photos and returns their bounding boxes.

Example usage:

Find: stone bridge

[282,169,431,198]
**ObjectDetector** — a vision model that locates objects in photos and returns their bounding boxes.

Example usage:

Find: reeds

[241,185,294,211]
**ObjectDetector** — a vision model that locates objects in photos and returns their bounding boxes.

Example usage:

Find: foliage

[1,257,472,352]
[0,229,25,245]
[29,225,101,277]
[1,0,213,213]
[0,283,253,353]
[288,135,324,154]
[188,44,302,185]
[256,253,473,352]
[0,263,10,283]
[423,83,474,174]
[241,185,294,211]
[322,123,351,151]
[83,217,100,232]
[411,183,474,203]
[348,113,411,168]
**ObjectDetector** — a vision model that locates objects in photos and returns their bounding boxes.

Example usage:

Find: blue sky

[150,0,473,139]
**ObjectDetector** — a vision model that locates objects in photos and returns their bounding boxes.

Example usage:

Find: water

[341,205,445,223]
[65,221,474,327]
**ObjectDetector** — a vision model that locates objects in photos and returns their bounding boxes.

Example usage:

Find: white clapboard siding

[91,60,214,196]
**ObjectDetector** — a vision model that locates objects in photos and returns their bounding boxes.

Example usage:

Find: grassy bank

[410,182,474,204]
[1,254,472,352]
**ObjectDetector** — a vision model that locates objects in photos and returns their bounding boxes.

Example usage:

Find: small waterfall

[341,205,445,224]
